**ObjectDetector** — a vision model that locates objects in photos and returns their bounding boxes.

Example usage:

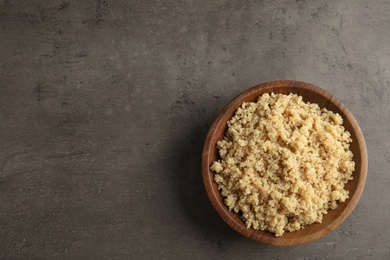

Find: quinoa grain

[210,93,355,236]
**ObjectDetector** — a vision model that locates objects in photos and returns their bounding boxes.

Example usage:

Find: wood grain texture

[202,80,368,246]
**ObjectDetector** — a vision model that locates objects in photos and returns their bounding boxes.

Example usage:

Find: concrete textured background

[0,0,389,259]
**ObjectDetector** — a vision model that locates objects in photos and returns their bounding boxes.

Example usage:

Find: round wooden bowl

[202,80,368,246]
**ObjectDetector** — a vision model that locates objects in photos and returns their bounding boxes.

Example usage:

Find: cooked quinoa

[210,93,355,236]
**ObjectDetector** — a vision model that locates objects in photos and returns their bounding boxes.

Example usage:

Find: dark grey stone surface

[0,0,389,259]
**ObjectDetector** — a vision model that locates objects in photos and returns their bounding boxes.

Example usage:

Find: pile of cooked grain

[210,93,355,236]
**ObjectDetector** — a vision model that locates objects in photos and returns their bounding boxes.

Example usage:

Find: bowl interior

[202,80,367,246]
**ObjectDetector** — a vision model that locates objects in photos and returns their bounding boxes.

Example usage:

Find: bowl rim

[202,80,368,246]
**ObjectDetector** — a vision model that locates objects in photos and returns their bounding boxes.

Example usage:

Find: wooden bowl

[202,80,368,246]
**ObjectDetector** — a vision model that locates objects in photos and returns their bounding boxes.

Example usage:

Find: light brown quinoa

[210,93,355,236]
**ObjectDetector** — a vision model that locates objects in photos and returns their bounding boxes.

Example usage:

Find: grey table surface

[1,0,389,259]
